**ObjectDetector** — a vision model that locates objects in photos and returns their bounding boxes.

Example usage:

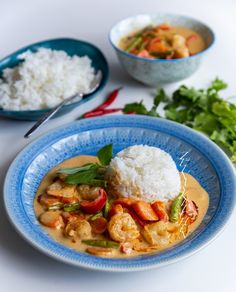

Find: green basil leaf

[56,163,96,174]
[97,144,113,166]
[65,169,97,184]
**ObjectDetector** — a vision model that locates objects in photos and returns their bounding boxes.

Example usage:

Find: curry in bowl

[34,144,209,258]
[119,23,205,59]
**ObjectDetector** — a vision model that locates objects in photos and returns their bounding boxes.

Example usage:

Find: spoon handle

[24,93,82,138]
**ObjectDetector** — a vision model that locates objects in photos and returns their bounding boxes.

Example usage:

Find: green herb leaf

[208,78,227,92]
[154,89,168,106]
[123,78,236,162]
[56,163,96,175]
[123,101,148,115]
[65,169,98,184]
[97,144,113,166]
[86,179,107,188]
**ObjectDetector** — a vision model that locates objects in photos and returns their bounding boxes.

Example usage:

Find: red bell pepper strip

[186,34,198,46]
[132,201,159,221]
[80,189,107,214]
[127,208,148,227]
[151,201,169,222]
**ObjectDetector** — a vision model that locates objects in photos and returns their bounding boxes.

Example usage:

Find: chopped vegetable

[80,189,107,214]
[82,239,119,248]
[63,202,80,212]
[86,246,114,256]
[132,201,159,221]
[170,193,184,222]
[89,212,103,221]
[47,203,64,211]
[125,37,143,53]
[89,217,107,234]
[151,201,169,221]
[103,200,111,218]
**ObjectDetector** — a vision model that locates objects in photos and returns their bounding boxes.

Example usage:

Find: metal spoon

[24,71,102,138]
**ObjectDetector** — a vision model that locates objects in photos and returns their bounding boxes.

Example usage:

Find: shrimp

[47,180,78,198]
[65,219,92,239]
[108,213,140,242]
[77,185,101,200]
[86,247,114,256]
[142,221,179,246]
[39,210,64,229]
[172,34,189,58]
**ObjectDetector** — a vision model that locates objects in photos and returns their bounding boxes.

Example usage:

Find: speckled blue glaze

[0,38,109,120]
[109,14,215,85]
[4,115,236,271]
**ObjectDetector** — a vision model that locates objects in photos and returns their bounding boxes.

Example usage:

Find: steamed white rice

[106,145,181,202]
[0,48,95,110]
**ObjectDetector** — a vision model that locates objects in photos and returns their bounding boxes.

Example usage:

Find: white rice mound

[0,48,95,110]
[106,145,181,202]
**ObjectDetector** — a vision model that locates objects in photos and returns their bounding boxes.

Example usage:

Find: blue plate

[3,116,236,271]
[0,38,109,120]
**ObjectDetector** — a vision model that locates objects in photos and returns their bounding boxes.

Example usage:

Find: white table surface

[0,0,236,291]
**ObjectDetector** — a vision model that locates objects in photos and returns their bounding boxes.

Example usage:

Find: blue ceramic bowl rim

[109,13,215,63]
[3,115,236,272]
[0,38,109,115]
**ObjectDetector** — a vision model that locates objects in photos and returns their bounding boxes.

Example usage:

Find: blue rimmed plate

[0,38,109,120]
[3,115,236,271]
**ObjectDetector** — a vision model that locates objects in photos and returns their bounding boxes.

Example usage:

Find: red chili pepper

[82,87,123,119]
[96,87,123,110]
[83,108,122,118]
[80,189,107,214]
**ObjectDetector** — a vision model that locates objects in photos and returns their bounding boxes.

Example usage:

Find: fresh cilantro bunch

[123,79,236,162]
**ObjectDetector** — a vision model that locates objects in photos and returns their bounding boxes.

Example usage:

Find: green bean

[170,192,184,222]
[82,239,119,248]
[125,37,143,53]
[63,203,80,212]
[47,203,64,211]
[103,200,110,218]
[150,50,173,59]
[89,212,103,221]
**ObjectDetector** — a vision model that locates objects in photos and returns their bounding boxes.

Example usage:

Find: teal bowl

[0,38,109,120]
[109,14,215,86]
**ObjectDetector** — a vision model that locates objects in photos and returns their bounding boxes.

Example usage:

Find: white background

[0,0,236,291]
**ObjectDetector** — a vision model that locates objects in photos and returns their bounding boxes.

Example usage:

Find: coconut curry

[119,23,205,59]
[34,147,209,258]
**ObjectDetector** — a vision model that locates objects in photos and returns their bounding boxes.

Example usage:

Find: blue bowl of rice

[0,38,109,120]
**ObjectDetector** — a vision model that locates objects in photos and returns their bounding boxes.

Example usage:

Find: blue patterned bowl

[3,116,236,271]
[0,38,109,120]
[109,14,215,86]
